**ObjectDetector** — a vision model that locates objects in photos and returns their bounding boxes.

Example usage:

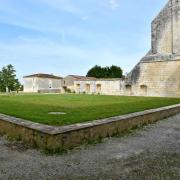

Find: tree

[0,71,4,92]
[86,65,104,78]
[109,65,123,78]
[0,64,21,92]
[14,79,22,93]
[86,65,123,78]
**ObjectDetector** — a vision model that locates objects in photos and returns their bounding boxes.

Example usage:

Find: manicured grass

[0,94,180,126]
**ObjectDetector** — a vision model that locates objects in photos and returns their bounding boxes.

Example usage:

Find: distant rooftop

[23,73,62,79]
[67,75,86,79]
[67,75,97,80]
[75,77,122,81]
[68,75,123,81]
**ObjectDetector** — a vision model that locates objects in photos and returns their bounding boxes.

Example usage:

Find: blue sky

[0,0,167,80]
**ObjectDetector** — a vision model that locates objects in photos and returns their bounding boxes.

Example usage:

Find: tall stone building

[126,0,180,97]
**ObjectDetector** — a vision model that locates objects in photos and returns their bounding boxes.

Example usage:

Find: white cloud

[0,0,146,80]
[109,0,119,10]
[81,16,89,21]
[0,38,136,79]
[35,0,81,14]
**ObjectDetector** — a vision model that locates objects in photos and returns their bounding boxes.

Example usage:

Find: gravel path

[0,114,180,180]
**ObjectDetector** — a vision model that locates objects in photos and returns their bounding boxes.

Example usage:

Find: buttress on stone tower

[126,0,180,97]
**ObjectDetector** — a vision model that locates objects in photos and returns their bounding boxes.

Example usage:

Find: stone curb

[0,104,180,151]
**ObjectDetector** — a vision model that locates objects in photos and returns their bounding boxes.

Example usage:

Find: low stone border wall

[0,104,180,152]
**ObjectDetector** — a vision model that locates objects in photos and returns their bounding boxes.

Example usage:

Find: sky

[0,0,167,81]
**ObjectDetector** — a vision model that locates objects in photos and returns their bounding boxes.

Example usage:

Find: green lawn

[0,94,180,126]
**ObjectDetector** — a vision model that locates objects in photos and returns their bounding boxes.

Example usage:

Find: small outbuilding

[23,73,63,93]
[63,75,95,92]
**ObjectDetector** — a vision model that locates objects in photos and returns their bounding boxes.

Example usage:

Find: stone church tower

[126,0,180,97]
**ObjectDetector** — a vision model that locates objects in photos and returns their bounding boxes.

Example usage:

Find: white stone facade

[23,74,62,93]
[62,75,87,92]
[74,79,125,95]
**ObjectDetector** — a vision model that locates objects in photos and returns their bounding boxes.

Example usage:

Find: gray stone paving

[0,114,180,180]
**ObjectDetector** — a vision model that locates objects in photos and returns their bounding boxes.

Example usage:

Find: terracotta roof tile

[23,73,62,79]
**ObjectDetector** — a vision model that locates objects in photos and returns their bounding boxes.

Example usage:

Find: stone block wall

[126,0,180,97]
[151,0,180,54]
[130,60,180,97]
[74,79,125,95]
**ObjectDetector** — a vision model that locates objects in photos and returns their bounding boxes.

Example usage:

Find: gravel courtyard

[0,114,180,180]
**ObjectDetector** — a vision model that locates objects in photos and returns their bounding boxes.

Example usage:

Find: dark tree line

[0,64,22,92]
[86,65,123,78]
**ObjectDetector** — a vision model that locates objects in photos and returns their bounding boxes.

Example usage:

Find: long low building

[23,73,63,93]
[74,78,126,95]
[23,74,127,95]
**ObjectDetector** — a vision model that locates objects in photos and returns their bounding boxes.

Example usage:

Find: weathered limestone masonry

[126,0,180,97]
[0,104,180,151]
[74,79,125,95]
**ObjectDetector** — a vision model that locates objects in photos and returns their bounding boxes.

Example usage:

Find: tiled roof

[75,77,123,81]
[97,78,122,81]
[23,73,62,79]
[67,75,97,80]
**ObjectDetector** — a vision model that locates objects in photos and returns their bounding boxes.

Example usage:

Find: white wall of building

[23,77,62,93]
[74,79,125,95]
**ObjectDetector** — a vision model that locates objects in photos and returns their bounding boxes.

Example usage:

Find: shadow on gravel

[93,152,180,180]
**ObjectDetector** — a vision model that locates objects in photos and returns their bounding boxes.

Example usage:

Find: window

[86,84,90,93]
[76,84,80,91]
[140,85,147,95]
[96,84,101,93]
[125,84,132,90]
[49,80,52,89]
[125,84,132,95]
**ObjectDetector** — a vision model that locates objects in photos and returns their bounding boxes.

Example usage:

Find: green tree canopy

[86,65,123,78]
[0,64,21,92]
